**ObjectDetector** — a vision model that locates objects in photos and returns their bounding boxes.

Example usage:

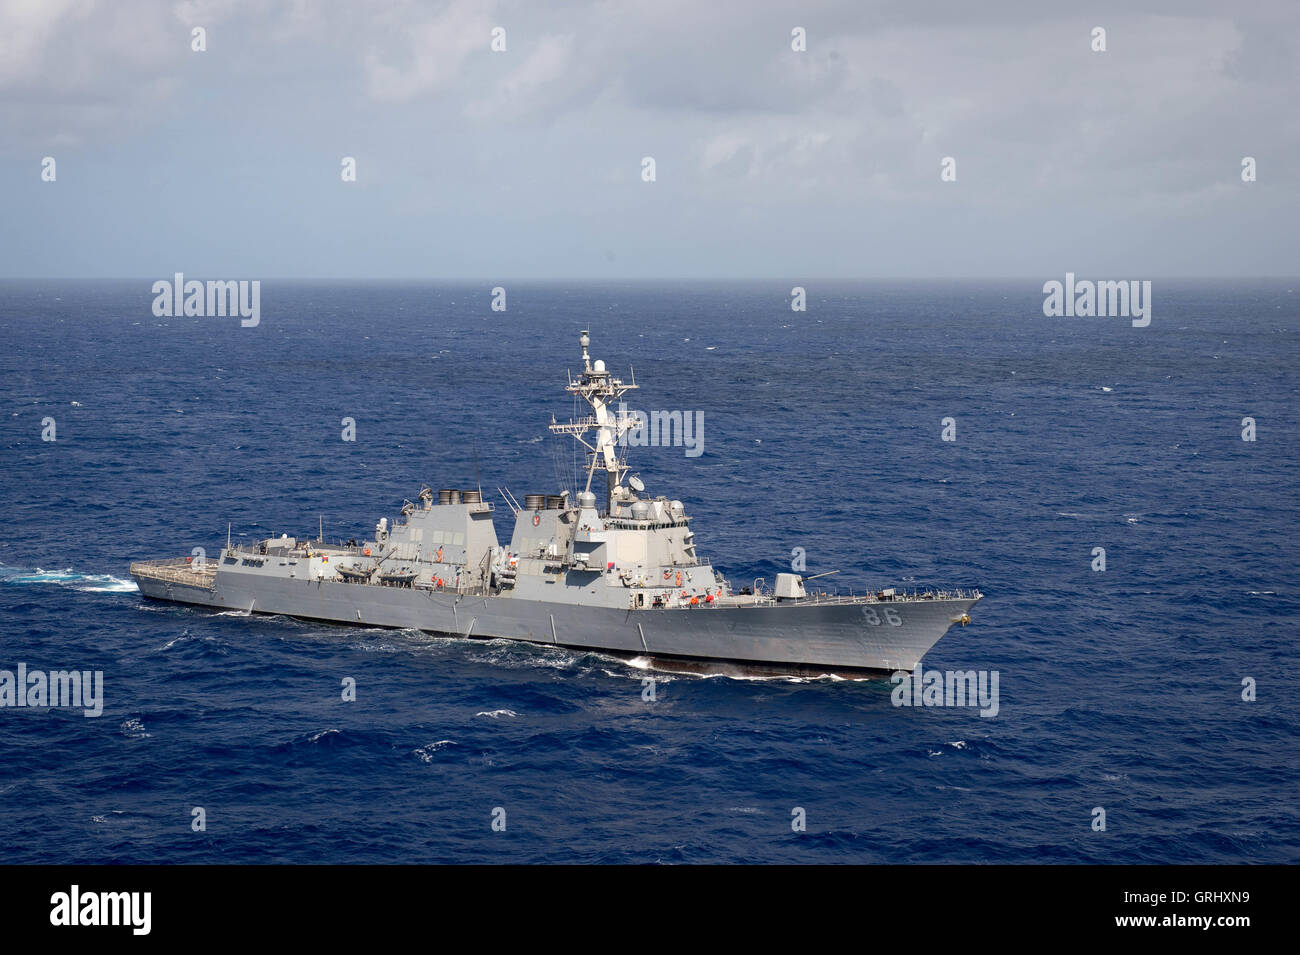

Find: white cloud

[0,0,85,86]
[362,0,497,102]
[466,32,573,119]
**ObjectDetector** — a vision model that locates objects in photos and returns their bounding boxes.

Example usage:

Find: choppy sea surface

[0,279,1296,864]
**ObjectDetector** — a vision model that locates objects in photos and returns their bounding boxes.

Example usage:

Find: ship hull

[132,570,977,673]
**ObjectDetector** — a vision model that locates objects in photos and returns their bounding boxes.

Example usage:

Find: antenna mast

[547,330,639,514]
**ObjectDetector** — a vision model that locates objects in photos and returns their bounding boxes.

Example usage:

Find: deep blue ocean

[1,279,1296,864]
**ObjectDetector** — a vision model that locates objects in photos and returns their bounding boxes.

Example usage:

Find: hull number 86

[862,606,902,626]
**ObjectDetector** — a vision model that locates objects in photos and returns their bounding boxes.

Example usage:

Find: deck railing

[706,587,983,609]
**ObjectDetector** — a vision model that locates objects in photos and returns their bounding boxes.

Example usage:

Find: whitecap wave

[158,632,191,651]
[413,740,456,762]
[0,564,137,594]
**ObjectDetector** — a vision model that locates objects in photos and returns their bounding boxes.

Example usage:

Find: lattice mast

[548,330,639,513]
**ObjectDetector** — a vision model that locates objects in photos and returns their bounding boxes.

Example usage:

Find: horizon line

[2,275,1298,283]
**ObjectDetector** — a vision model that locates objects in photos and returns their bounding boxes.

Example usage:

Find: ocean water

[0,279,1296,864]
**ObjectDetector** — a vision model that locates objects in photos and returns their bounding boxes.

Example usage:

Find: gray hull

[134,570,978,673]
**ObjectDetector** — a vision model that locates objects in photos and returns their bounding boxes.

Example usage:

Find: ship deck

[129,557,216,589]
[710,588,981,609]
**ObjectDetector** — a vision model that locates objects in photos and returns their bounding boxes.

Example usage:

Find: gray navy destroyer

[131,331,981,674]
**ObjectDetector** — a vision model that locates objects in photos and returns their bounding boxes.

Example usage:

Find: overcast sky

[1,0,1296,279]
